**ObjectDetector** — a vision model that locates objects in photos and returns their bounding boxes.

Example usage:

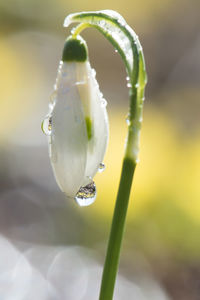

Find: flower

[42,36,109,205]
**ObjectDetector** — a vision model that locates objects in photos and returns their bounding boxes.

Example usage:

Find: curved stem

[99,157,136,300]
[71,23,91,38]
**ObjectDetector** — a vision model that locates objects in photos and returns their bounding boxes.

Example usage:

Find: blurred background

[0,0,200,299]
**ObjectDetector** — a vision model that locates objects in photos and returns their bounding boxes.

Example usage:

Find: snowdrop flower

[42,36,109,206]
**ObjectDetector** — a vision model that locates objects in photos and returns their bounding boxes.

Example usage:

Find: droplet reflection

[75,182,96,206]
[41,116,52,136]
[98,163,105,173]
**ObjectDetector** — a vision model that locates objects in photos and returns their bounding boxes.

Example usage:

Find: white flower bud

[43,46,109,206]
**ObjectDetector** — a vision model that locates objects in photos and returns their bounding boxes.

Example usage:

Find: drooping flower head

[42,35,109,206]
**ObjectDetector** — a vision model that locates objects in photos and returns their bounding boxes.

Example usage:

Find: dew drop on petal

[101,99,107,107]
[49,92,56,111]
[75,181,97,206]
[41,116,52,136]
[98,163,105,173]
[91,68,96,77]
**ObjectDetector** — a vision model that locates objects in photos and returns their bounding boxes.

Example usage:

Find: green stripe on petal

[85,116,92,140]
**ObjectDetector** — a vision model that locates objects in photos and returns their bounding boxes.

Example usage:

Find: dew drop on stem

[126,117,130,126]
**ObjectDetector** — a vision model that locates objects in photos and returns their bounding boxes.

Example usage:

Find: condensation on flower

[42,36,109,206]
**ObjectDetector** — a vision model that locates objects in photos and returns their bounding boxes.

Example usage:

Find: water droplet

[92,68,96,76]
[99,20,106,27]
[49,139,57,163]
[127,83,132,88]
[138,45,143,51]
[118,19,126,26]
[126,76,130,81]
[101,99,107,107]
[139,116,143,122]
[71,27,76,35]
[41,116,52,136]
[49,92,56,111]
[59,60,63,68]
[126,117,130,125]
[75,182,97,206]
[135,83,139,88]
[49,102,55,111]
[115,49,118,53]
[98,163,105,173]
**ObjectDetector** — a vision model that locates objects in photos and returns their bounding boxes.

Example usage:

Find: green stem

[99,157,136,300]
[71,23,91,38]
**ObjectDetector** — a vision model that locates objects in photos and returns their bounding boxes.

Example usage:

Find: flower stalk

[99,157,136,299]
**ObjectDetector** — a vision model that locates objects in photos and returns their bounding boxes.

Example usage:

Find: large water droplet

[41,116,52,136]
[75,182,97,206]
[98,163,105,173]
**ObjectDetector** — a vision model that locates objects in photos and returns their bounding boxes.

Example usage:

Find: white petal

[48,59,109,199]
[50,62,88,197]
[82,62,109,183]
